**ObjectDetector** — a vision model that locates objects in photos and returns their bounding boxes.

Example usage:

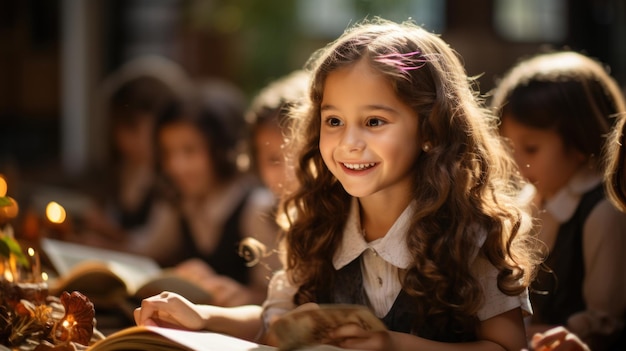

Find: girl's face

[500,115,586,201]
[254,122,288,197]
[319,59,420,203]
[159,121,215,198]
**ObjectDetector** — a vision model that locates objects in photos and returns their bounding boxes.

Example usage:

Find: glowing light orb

[46,202,66,224]
[0,176,6,197]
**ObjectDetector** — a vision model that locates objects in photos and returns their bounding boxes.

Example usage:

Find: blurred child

[602,72,626,351]
[492,51,626,350]
[246,70,310,198]
[135,19,542,350]
[130,79,279,307]
[84,56,191,239]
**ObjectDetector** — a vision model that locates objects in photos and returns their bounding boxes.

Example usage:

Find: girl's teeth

[343,162,375,170]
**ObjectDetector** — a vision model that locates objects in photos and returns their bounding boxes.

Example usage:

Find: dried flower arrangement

[0,290,104,350]
[0,177,104,350]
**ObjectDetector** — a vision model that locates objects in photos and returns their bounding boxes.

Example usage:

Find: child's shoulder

[469,254,497,282]
[585,197,626,237]
[470,254,532,320]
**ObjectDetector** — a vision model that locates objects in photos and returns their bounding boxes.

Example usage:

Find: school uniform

[531,168,626,346]
[262,198,531,341]
[131,175,279,290]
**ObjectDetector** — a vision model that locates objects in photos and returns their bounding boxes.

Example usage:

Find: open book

[85,305,383,350]
[87,326,273,351]
[41,238,213,316]
[86,325,352,351]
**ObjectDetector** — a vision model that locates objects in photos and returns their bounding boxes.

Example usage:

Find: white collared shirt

[543,167,604,223]
[262,198,531,327]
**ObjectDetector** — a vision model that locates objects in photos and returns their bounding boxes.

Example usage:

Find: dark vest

[531,184,605,325]
[178,190,252,285]
[316,257,477,342]
[118,186,156,230]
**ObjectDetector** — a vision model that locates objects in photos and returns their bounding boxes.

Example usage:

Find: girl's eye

[366,118,386,127]
[325,117,342,127]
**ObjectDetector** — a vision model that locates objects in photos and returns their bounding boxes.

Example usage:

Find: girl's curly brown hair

[279,18,541,339]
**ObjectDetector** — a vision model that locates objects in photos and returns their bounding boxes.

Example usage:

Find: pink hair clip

[374,50,427,71]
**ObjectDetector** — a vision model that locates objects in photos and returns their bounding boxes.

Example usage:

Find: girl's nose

[340,126,366,152]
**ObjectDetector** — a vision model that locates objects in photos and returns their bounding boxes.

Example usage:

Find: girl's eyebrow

[320,103,399,113]
[320,104,337,112]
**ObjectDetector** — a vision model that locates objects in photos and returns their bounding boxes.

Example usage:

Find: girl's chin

[341,188,374,199]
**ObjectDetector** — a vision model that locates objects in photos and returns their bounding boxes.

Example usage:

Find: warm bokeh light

[28,247,35,257]
[4,270,13,282]
[0,196,18,220]
[0,176,6,197]
[45,202,67,224]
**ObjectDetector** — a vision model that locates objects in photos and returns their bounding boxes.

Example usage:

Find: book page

[47,260,129,307]
[88,326,355,351]
[149,326,273,351]
[42,238,162,294]
[42,239,213,311]
[88,325,275,351]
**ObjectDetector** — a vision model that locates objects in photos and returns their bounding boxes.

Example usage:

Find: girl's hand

[175,259,251,306]
[195,274,252,307]
[264,302,321,346]
[528,327,590,351]
[328,323,393,351]
[134,291,207,330]
[175,258,216,281]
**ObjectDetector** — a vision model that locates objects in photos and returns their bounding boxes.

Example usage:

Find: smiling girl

[135,19,542,351]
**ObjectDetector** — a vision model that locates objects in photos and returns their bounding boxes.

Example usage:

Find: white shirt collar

[544,167,602,223]
[333,198,488,270]
[333,198,416,270]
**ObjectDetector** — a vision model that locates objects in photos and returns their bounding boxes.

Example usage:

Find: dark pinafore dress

[530,184,604,325]
[178,190,252,285]
[316,256,477,342]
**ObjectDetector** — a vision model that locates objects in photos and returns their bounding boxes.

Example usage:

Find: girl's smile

[341,162,378,172]
[319,58,420,204]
